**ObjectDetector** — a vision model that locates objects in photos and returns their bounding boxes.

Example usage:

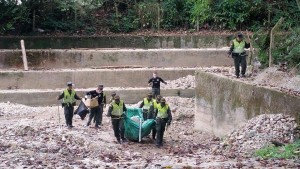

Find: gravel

[213,114,299,157]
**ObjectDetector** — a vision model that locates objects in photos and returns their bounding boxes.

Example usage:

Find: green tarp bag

[124,107,155,141]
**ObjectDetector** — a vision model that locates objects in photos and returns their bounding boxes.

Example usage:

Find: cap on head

[114,95,120,100]
[160,98,166,103]
[147,93,153,97]
[67,82,73,86]
[156,95,162,100]
[237,32,244,38]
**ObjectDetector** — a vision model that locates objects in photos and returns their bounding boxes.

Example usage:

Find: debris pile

[163,75,195,89]
[214,114,298,157]
[164,97,194,119]
[0,102,53,117]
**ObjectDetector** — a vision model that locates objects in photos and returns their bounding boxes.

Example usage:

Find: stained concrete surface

[195,70,300,137]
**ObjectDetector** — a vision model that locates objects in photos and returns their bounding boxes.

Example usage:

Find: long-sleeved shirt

[57,89,81,100]
[148,77,166,88]
[86,90,106,105]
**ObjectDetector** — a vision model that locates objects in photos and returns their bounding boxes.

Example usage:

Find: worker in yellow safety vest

[228,32,250,78]
[148,95,162,140]
[154,98,172,148]
[139,93,154,120]
[107,95,127,144]
[56,82,81,129]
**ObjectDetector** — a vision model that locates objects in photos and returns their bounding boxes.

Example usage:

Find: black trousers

[147,111,156,139]
[232,53,247,77]
[152,88,160,98]
[87,106,100,127]
[156,118,168,146]
[64,105,74,126]
[93,105,104,125]
[142,109,149,121]
[111,118,125,140]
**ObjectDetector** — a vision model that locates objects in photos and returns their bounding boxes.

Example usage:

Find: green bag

[124,107,155,141]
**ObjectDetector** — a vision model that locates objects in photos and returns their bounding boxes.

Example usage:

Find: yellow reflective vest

[143,98,153,110]
[63,89,76,104]
[111,100,124,116]
[157,103,169,118]
[232,39,246,54]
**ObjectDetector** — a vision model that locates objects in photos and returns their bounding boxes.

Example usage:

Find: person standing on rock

[148,71,167,98]
[56,82,81,129]
[228,32,250,78]
[154,98,172,148]
[148,95,162,140]
[106,95,127,144]
[86,84,106,128]
[139,93,154,120]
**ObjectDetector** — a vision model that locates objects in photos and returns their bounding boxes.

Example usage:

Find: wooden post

[246,30,254,66]
[20,40,28,71]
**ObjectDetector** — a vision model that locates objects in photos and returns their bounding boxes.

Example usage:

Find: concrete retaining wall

[0,68,196,89]
[0,49,231,69]
[0,88,194,106]
[0,35,231,49]
[195,71,300,137]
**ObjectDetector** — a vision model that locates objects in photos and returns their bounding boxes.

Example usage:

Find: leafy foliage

[255,140,300,159]
[0,0,299,34]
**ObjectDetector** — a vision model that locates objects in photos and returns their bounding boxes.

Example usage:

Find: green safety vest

[232,39,246,54]
[157,103,169,118]
[143,98,153,110]
[111,100,124,116]
[63,89,76,104]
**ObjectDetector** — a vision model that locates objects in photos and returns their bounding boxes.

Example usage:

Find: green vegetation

[0,0,299,69]
[1,0,299,35]
[255,140,300,159]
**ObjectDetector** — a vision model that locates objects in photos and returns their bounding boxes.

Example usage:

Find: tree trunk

[114,1,119,24]
[269,17,284,67]
[32,10,36,32]
[75,8,77,28]
[196,16,199,32]
[157,2,160,31]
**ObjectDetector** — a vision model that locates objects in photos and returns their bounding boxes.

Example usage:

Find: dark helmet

[160,98,166,103]
[237,32,244,38]
[67,82,73,86]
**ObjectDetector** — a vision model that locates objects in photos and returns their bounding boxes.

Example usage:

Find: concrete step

[0,88,194,106]
[0,68,196,90]
[0,48,232,69]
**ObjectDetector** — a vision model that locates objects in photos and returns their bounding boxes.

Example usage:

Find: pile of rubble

[163,75,195,89]
[0,102,54,117]
[214,114,298,157]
